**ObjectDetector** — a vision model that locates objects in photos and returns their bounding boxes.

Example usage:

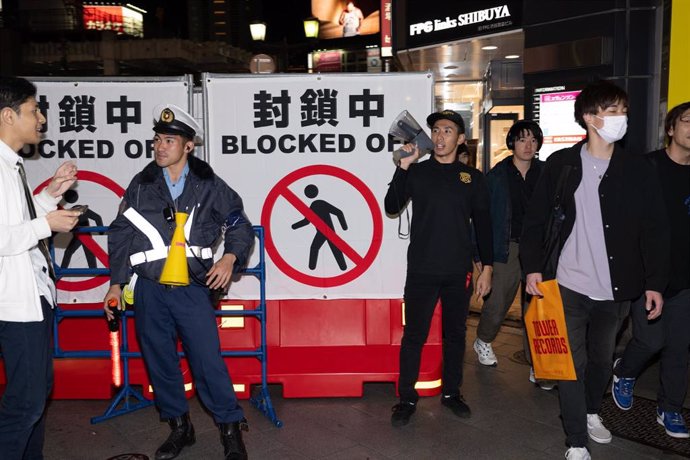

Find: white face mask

[592,115,628,144]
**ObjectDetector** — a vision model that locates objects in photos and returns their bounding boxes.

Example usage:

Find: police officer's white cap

[152,104,204,144]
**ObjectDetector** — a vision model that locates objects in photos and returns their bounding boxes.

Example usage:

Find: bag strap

[552,165,572,210]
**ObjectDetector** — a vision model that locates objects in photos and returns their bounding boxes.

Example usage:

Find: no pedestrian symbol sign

[36,170,125,291]
[261,164,383,288]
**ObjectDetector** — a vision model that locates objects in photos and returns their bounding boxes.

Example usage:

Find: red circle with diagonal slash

[261,164,383,288]
[36,171,125,291]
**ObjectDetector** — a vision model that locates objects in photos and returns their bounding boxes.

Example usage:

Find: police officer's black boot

[219,418,248,460]
[155,413,196,460]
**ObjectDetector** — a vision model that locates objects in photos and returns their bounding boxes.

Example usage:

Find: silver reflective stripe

[186,246,213,259]
[123,208,166,248]
[129,247,168,266]
[129,246,211,266]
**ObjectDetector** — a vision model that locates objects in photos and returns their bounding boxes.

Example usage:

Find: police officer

[104,104,254,460]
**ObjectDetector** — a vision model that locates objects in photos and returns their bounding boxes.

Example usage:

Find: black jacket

[647,149,690,293]
[520,140,669,301]
[108,155,254,286]
[487,155,543,263]
[384,156,493,275]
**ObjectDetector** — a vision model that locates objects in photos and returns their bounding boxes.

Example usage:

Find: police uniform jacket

[108,155,254,286]
[520,140,670,301]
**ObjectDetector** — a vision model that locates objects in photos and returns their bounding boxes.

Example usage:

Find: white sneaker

[565,447,591,460]
[587,413,612,444]
[529,367,557,391]
[473,338,497,366]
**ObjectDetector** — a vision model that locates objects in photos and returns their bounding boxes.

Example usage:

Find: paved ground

[43,316,685,459]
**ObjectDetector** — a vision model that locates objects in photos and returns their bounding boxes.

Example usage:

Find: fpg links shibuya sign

[399,0,522,50]
[410,5,512,36]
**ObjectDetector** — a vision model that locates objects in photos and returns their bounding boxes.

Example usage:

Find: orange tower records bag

[525,279,576,381]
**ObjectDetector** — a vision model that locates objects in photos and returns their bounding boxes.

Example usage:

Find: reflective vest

[123,207,213,267]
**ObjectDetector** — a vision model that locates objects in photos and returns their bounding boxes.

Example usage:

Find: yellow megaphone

[159,212,190,286]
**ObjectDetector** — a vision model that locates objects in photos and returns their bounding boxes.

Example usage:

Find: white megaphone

[389,110,434,164]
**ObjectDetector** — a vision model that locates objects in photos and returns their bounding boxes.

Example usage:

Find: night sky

[130,0,313,44]
[254,0,313,43]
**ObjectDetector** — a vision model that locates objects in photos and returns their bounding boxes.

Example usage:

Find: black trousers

[557,285,629,448]
[398,271,472,403]
[615,289,690,412]
[134,277,244,423]
[0,298,53,460]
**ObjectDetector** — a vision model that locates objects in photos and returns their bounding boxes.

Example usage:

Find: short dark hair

[574,80,628,130]
[0,77,37,113]
[665,101,690,145]
[506,120,543,151]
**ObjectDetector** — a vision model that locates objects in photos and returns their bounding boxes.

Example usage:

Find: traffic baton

[107,299,122,387]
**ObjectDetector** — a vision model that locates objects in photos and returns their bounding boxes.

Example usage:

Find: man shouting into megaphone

[104,104,254,460]
[385,109,494,428]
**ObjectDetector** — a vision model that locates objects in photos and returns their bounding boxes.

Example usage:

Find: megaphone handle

[398,148,415,159]
[392,145,418,165]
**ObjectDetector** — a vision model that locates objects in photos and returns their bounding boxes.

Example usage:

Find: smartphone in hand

[70,205,88,215]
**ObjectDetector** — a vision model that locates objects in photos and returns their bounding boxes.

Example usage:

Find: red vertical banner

[381,0,393,57]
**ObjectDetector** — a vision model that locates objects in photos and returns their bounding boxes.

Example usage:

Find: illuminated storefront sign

[83,3,144,38]
[397,0,522,50]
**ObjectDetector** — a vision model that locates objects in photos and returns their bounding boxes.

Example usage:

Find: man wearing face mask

[520,80,669,460]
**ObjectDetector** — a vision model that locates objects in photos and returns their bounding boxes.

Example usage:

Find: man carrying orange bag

[520,81,670,460]
[524,279,576,381]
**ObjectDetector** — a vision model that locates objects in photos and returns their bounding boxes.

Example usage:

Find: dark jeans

[615,289,690,412]
[0,298,53,460]
[134,277,244,423]
[398,271,472,403]
[557,285,629,448]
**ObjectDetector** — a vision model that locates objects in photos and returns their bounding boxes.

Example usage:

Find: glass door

[482,112,519,172]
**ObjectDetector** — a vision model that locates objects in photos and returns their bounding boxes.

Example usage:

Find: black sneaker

[391,401,416,427]
[441,394,471,418]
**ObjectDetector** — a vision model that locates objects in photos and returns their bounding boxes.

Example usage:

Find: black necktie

[17,161,56,281]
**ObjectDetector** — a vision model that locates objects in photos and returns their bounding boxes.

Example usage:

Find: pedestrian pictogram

[261,165,383,288]
[36,170,124,291]
[60,189,104,269]
[291,184,349,271]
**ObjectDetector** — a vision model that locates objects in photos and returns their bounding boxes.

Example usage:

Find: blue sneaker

[657,408,690,439]
[611,358,635,410]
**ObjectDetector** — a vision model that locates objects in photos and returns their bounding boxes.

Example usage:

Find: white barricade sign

[22,77,193,303]
[204,73,433,300]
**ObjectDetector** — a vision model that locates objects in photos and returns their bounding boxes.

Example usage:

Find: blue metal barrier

[51,225,281,427]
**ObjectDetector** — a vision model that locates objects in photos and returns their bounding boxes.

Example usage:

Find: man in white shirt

[0,76,80,460]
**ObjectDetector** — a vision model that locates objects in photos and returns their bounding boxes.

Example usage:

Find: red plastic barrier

[0,299,443,400]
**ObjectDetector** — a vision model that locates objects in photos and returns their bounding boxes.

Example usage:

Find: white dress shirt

[0,140,60,321]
